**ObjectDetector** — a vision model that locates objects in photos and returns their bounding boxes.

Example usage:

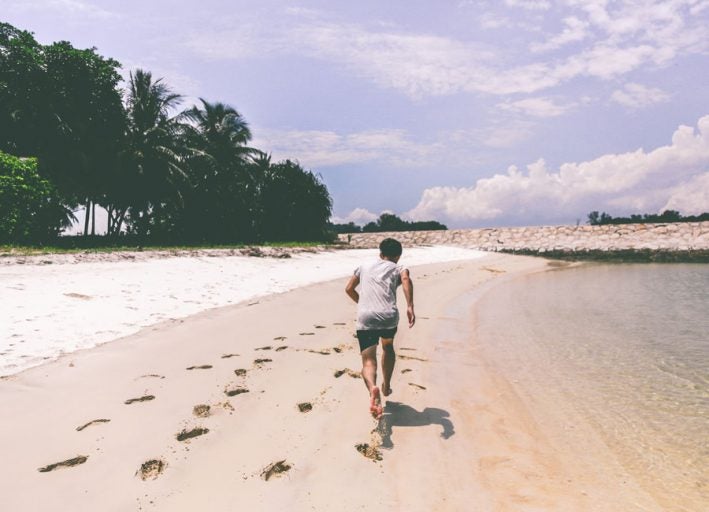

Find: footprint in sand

[255,346,272,351]
[307,349,331,355]
[399,354,427,362]
[261,460,292,481]
[408,383,427,390]
[136,459,165,480]
[234,368,248,376]
[315,325,326,329]
[125,395,155,405]
[225,386,249,397]
[192,404,210,417]
[273,336,287,341]
[355,443,382,462]
[186,365,212,370]
[299,332,315,336]
[297,402,313,413]
[38,455,88,472]
[333,322,346,326]
[176,427,209,442]
[76,419,110,431]
[254,358,272,366]
[334,368,361,379]
[401,368,413,374]
[137,374,165,380]
[399,347,416,351]
[221,353,239,359]
[275,346,288,351]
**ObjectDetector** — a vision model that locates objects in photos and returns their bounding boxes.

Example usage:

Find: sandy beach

[0,252,671,511]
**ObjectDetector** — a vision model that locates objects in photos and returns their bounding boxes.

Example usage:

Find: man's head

[379,238,403,262]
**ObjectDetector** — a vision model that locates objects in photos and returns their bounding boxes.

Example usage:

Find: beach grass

[0,240,339,257]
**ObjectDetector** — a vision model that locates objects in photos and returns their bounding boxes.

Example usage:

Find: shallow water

[475,263,709,511]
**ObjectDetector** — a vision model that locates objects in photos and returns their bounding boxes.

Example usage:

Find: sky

[4,0,709,228]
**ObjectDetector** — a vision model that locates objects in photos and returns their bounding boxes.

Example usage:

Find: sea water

[475,263,709,510]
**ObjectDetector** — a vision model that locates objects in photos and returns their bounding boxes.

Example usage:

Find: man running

[345,238,415,419]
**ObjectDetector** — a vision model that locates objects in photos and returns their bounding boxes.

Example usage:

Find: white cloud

[531,16,590,52]
[611,83,670,109]
[505,0,551,10]
[251,128,451,169]
[407,115,709,223]
[331,208,379,225]
[662,173,709,214]
[497,97,573,117]
[5,0,117,19]
[183,2,707,100]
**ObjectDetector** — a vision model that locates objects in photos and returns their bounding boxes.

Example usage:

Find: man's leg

[360,345,382,419]
[380,337,396,396]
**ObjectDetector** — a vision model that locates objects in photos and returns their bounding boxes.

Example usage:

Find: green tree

[37,41,125,236]
[0,23,46,156]
[119,69,188,237]
[0,152,74,243]
[258,159,332,241]
[176,99,257,242]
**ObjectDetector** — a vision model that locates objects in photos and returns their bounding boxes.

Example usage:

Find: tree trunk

[83,199,91,236]
[107,206,114,235]
[91,203,96,236]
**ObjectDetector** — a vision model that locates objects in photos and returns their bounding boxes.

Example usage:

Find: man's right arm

[401,269,415,327]
[345,275,360,303]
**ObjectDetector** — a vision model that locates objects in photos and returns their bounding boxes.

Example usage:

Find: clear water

[475,263,709,511]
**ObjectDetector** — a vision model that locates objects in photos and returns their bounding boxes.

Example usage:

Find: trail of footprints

[39,320,425,475]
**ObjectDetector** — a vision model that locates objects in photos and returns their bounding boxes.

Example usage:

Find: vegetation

[330,213,447,234]
[587,210,709,226]
[0,22,332,246]
[0,153,74,243]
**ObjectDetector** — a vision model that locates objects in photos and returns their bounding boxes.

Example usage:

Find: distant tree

[37,41,125,236]
[361,213,447,232]
[176,99,257,242]
[329,222,362,234]
[258,160,332,241]
[587,209,709,225]
[0,152,74,243]
[0,23,46,156]
[119,69,188,237]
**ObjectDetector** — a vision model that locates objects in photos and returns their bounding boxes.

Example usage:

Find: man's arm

[345,275,360,303]
[401,269,415,327]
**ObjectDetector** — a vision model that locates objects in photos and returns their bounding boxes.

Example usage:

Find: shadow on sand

[378,401,454,449]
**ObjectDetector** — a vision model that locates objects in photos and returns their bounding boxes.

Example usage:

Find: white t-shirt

[354,259,406,330]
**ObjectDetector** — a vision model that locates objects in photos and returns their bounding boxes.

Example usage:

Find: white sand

[0,253,666,511]
[0,246,484,376]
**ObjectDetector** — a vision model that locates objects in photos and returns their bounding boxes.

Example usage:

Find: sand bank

[0,246,484,376]
[0,253,666,511]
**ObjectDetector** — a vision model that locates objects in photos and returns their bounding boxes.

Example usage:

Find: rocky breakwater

[338,221,709,262]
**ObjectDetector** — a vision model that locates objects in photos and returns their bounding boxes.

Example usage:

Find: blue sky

[4,0,709,228]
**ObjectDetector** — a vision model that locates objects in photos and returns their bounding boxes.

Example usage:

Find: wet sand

[0,253,667,511]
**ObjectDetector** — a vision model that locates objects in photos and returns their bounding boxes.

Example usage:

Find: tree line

[0,22,332,245]
[587,210,709,226]
[330,213,447,233]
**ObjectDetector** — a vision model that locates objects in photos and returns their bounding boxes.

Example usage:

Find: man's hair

[379,238,403,259]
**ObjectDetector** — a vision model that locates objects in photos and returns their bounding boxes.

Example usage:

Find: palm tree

[109,69,188,236]
[180,99,257,241]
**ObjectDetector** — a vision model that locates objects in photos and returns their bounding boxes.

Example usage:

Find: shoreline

[0,245,486,377]
[0,253,667,510]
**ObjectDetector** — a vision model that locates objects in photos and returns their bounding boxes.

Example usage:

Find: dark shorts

[356,328,397,352]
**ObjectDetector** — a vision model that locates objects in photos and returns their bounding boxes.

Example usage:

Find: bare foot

[381,382,393,396]
[370,387,383,419]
